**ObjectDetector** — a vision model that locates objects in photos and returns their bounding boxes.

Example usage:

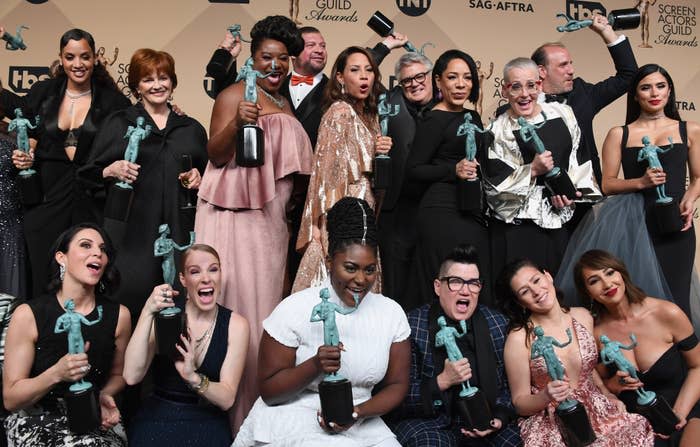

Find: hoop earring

[59,264,66,282]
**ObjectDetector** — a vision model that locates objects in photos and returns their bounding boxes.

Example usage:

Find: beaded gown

[0,136,26,299]
[520,318,654,446]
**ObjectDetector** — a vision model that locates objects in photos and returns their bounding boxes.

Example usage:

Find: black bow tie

[545,93,569,104]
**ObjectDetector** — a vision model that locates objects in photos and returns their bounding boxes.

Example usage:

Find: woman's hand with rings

[145,284,178,315]
[375,135,392,155]
[456,158,479,180]
[103,160,140,183]
[642,167,666,188]
[178,168,201,189]
[53,343,91,383]
[11,149,34,170]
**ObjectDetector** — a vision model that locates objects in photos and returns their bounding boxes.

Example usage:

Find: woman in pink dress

[292,46,392,293]
[194,15,312,431]
[496,259,654,446]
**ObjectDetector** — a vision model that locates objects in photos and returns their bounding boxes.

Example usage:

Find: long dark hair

[625,64,681,124]
[496,258,568,345]
[55,28,120,93]
[46,222,120,297]
[432,49,480,105]
[573,249,646,320]
[323,46,383,118]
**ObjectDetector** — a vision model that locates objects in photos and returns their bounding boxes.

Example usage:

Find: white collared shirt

[288,71,324,108]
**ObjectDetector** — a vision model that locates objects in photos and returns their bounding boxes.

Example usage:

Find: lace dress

[520,318,654,446]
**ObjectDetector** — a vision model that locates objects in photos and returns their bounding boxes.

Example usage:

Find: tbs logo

[8,66,50,94]
[565,0,605,20]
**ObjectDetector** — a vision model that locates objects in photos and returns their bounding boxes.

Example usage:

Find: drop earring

[341,83,345,95]
[59,264,66,282]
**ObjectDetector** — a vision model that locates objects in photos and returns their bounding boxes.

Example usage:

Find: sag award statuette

[2,25,28,51]
[600,334,679,435]
[55,299,103,434]
[235,57,273,167]
[153,224,194,359]
[104,116,151,222]
[518,114,577,200]
[456,114,491,214]
[435,316,493,431]
[311,287,359,426]
[9,108,42,205]
[532,326,596,445]
[555,9,640,33]
[374,93,399,190]
[366,11,419,53]
[638,136,682,233]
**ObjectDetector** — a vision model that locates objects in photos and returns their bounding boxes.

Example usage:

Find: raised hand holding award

[600,334,679,435]
[235,57,273,167]
[153,224,194,358]
[531,326,596,445]
[435,316,493,431]
[311,287,359,426]
[54,299,103,434]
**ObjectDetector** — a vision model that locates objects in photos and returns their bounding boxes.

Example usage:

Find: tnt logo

[565,0,605,20]
[397,0,431,17]
[8,66,50,94]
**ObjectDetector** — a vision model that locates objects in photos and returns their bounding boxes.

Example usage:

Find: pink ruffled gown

[195,112,313,431]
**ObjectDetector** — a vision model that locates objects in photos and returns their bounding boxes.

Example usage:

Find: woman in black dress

[3,222,131,446]
[404,50,490,308]
[79,49,207,321]
[600,64,700,317]
[0,28,130,297]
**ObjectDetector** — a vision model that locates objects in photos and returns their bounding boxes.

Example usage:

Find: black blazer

[382,86,417,210]
[279,75,328,149]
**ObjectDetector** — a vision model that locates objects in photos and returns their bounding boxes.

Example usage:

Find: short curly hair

[250,15,303,57]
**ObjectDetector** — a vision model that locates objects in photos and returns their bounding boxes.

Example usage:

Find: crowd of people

[0,10,698,447]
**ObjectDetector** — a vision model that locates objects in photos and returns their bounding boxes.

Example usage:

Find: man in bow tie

[532,13,638,186]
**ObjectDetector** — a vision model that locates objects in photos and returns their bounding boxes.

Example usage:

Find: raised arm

[207,83,257,167]
[552,328,572,348]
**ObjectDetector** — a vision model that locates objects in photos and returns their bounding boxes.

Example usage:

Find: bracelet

[190,373,210,394]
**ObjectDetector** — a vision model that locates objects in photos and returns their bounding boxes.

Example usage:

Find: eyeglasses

[399,71,431,88]
[440,276,484,293]
[504,80,541,96]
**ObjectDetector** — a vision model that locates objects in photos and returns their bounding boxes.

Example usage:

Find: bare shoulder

[7,303,38,340]
[116,305,132,332]
[228,311,250,341]
[505,327,527,351]
[570,307,594,328]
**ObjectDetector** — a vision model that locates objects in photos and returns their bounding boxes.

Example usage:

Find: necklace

[194,306,219,353]
[258,87,285,109]
[65,89,91,121]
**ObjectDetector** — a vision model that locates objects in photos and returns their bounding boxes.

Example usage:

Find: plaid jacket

[398,303,515,423]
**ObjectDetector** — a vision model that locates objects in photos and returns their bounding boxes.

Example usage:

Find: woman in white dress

[233,197,411,446]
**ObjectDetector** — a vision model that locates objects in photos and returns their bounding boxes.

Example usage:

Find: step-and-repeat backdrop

[2,0,699,305]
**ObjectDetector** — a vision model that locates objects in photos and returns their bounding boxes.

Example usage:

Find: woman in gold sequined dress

[293,46,392,293]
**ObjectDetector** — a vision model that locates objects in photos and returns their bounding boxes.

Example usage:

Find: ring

[81,365,90,374]
[161,289,168,297]
[618,377,627,385]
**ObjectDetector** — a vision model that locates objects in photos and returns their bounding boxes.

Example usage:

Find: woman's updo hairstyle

[250,15,303,58]
[327,197,378,257]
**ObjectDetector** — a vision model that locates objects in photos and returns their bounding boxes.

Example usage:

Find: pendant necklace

[194,306,219,354]
[258,87,284,109]
[65,89,91,121]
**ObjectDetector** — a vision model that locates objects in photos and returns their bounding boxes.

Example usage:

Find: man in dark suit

[532,13,638,185]
[377,52,436,310]
[279,26,328,149]
[386,245,520,446]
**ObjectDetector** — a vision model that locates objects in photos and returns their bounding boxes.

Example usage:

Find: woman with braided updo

[233,197,411,446]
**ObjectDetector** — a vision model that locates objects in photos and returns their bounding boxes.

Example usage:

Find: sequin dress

[0,136,26,299]
[520,318,654,446]
[293,101,381,293]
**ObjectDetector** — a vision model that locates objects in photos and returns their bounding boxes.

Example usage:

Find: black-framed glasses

[399,70,431,88]
[440,276,484,293]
